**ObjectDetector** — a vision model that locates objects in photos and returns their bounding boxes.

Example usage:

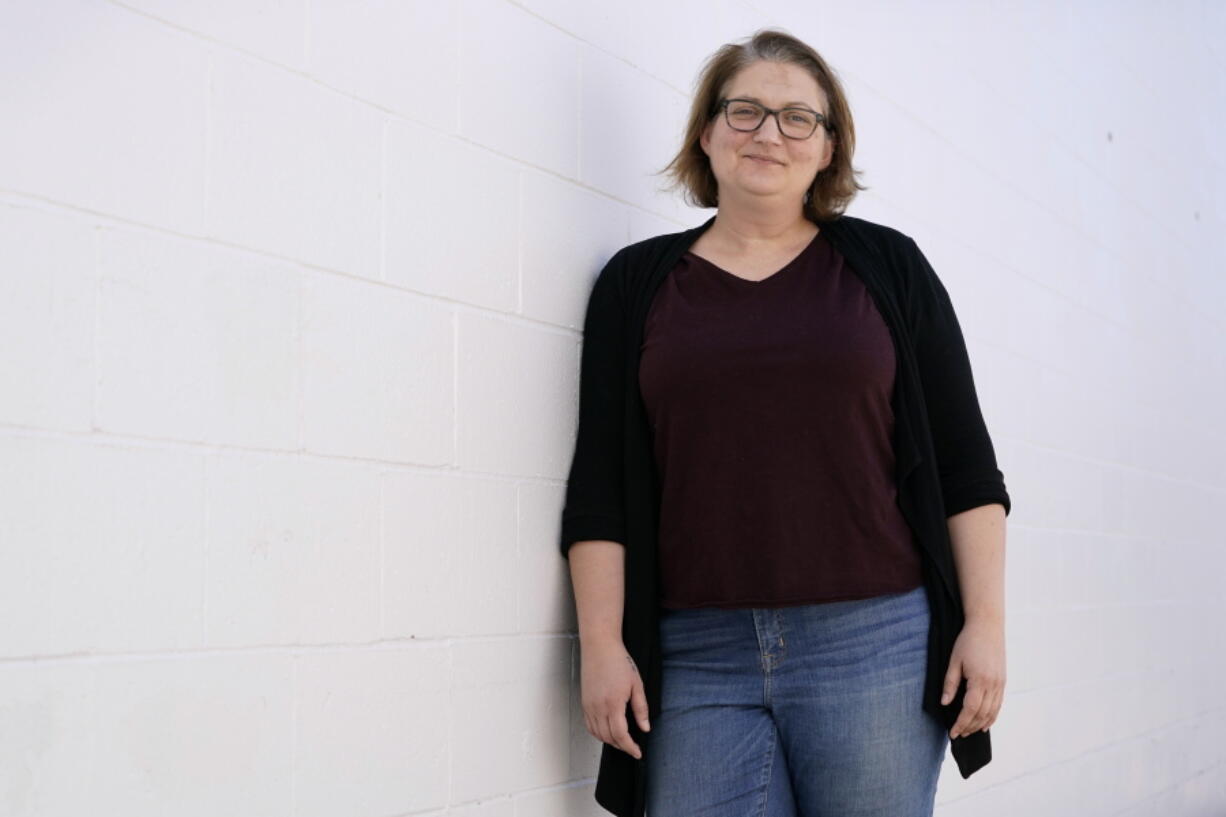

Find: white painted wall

[1,1,1223,815]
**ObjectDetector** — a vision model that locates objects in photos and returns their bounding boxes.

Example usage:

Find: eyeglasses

[714,98,829,140]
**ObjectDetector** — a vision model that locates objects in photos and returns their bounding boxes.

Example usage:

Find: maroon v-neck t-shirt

[638,228,924,610]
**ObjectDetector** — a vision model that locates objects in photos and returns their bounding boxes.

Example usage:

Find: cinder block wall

[1,1,1223,815]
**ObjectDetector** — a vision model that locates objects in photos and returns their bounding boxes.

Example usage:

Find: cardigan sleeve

[906,237,1011,518]
[559,249,630,559]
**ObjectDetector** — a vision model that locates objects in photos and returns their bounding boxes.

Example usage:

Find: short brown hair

[656,27,867,222]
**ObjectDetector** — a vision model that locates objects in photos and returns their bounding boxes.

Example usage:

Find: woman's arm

[903,234,1010,740]
[948,503,1006,626]
[569,540,651,759]
[559,251,651,758]
[943,502,1007,739]
[568,539,625,645]
[904,236,1011,518]
[560,250,629,558]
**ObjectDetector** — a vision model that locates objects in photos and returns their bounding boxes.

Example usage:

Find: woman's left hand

[941,618,1006,740]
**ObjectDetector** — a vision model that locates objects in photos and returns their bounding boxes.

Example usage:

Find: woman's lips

[746,155,782,165]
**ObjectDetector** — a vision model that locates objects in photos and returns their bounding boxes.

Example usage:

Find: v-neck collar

[683,224,824,285]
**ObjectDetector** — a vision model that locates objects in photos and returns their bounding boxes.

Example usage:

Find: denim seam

[775,611,786,670]
[755,718,779,817]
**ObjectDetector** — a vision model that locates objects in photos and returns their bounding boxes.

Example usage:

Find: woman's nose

[754,115,784,142]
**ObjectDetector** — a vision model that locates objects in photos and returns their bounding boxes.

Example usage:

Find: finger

[974,681,1003,732]
[956,677,995,736]
[966,682,995,731]
[951,710,973,740]
[960,693,985,734]
[951,684,985,738]
[971,687,995,733]
[941,662,963,706]
[610,703,642,759]
[630,681,651,732]
[981,684,1003,731]
[597,712,612,747]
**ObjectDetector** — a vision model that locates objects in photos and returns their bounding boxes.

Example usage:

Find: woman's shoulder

[823,215,941,298]
[822,213,919,253]
[626,217,713,257]
[596,217,714,285]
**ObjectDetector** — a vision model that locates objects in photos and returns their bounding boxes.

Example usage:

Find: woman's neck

[707,206,816,253]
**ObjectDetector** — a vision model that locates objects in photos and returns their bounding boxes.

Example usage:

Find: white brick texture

[0,1,1223,815]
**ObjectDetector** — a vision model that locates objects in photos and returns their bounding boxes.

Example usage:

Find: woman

[560,28,1011,817]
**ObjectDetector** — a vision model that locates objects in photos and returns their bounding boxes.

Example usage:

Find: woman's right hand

[579,638,651,760]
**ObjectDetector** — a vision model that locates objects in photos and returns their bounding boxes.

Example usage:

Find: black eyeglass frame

[713,97,832,139]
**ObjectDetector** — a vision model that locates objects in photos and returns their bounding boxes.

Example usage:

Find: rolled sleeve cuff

[943,480,1011,518]
[559,513,627,559]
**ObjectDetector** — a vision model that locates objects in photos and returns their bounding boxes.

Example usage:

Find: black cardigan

[560,212,1012,817]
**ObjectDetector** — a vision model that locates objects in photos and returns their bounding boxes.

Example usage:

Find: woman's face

[700,60,835,210]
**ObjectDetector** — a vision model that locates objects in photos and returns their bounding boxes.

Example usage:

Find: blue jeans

[645,584,947,817]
